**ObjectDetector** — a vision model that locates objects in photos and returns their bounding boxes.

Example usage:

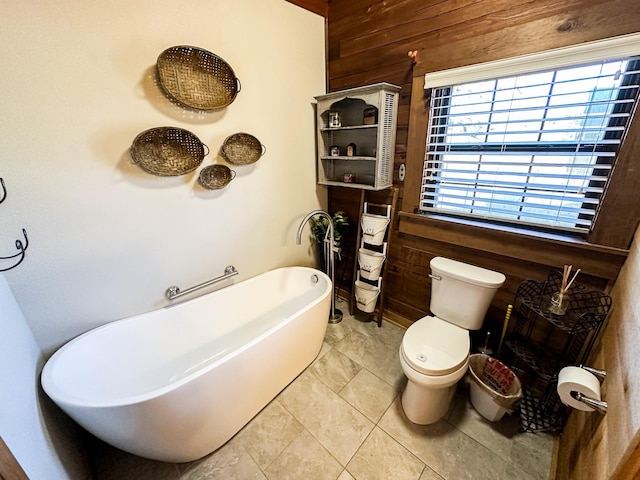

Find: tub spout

[296,209,331,245]
[296,210,342,324]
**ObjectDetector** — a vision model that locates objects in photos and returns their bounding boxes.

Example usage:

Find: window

[420,54,640,234]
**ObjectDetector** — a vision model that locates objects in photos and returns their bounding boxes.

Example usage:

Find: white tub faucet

[296,210,342,323]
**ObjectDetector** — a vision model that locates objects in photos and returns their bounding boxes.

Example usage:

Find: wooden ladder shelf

[349,187,398,326]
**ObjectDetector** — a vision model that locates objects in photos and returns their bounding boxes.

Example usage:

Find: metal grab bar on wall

[165,265,238,301]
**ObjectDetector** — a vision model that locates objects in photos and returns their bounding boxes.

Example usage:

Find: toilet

[399,257,506,424]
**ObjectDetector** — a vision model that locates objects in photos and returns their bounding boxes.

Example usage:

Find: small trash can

[468,354,522,422]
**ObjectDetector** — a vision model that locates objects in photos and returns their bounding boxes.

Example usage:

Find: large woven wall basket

[130,127,209,176]
[157,45,241,111]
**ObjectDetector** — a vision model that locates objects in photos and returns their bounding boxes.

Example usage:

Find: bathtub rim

[41,266,331,409]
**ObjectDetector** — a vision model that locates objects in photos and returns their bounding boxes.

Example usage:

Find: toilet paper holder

[580,365,606,382]
[571,365,607,415]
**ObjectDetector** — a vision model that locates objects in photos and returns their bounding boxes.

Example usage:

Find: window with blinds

[420,57,640,233]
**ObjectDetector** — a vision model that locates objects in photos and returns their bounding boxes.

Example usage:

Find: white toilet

[399,257,506,425]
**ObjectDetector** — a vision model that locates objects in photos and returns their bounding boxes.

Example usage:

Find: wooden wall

[321,1,640,479]
[326,0,639,329]
[555,224,640,480]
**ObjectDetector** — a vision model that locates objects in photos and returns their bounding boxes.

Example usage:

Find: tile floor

[90,306,555,480]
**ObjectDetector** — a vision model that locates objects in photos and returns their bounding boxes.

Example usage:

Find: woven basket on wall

[220,132,266,166]
[157,45,241,111]
[130,127,209,176]
[198,164,236,190]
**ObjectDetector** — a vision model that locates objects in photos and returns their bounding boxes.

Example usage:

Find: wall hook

[0,178,30,271]
[0,229,29,272]
[0,178,6,204]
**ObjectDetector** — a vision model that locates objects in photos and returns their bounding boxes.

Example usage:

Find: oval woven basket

[199,164,236,190]
[130,127,208,176]
[220,132,266,166]
[157,45,240,111]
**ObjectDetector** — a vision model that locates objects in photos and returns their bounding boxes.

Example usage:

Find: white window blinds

[420,37,640,233]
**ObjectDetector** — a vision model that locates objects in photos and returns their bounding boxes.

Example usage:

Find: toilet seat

[401,315,470,376]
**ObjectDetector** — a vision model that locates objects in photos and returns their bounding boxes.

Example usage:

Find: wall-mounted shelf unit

[315,83,400,191]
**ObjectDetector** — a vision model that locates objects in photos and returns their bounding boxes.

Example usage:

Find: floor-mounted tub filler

[41,266,331,463]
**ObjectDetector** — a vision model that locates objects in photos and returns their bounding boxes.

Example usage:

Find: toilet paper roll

[557,366,601,411]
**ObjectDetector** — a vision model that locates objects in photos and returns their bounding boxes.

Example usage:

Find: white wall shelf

[315,83,400,191]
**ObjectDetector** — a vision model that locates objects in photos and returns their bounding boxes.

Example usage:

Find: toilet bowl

[398,257,505,425]
[399,315,470,424]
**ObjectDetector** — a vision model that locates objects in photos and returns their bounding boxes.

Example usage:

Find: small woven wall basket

[130,127,209,176]
[157,45,241,111]
[220,132,266,166]
[199,164,236,190]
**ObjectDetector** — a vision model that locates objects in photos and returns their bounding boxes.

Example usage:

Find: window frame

[420,59,637,235]
[401,42,640,252]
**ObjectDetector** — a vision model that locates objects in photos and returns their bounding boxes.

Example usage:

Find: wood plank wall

[555,225,640,480]
[326,0,639,329]
[326,0,640,344]
[322,1,640,479]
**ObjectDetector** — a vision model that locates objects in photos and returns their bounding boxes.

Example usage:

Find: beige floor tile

[500,461,545,480]
[264,430,342,480]
[338,470,356,480]
[313,341,332,363]
[418,466,445,480]
[334,329,404,389]
[340,313,379,337]
[378,398,506,480]
[324,314,355,346]
[310,347,362,392]
[340,368,399,422]
[180,437,265,480]
[236,400,305,470]
[446,380,519,460]
[508,431,554,480]
[346,427,425,480]
[278,369,374,465]
[362,319,406,353]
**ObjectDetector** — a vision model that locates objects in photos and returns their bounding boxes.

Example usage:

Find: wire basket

[220,132,266,165]
[198,165,236,190]
[130,127,209,176]
[156,45,241,111]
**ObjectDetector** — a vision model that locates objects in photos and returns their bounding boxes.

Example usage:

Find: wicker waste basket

[468,354,522,422]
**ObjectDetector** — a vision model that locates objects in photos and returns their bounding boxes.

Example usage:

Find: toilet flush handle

[429,274,442,281]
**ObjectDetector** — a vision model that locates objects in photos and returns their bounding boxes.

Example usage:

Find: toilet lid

[401,315,470,375]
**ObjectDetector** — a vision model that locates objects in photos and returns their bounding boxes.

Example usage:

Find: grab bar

[165,265,238,301]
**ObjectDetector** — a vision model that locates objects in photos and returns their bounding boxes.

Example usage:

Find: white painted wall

[0,2,324,477]
[0,274,91,479]
[0,0,326,356]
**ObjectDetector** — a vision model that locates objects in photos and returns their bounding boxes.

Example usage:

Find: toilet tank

[429,257,506,330]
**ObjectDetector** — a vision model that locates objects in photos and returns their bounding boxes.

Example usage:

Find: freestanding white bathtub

[41,266,331,463]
